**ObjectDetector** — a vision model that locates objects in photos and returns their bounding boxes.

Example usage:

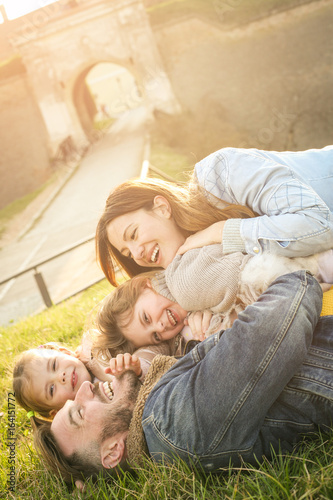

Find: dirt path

[0,164,77,249]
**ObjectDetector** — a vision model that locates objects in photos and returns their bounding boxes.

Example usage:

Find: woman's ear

[48,409,57,418]
[152,196,172,219]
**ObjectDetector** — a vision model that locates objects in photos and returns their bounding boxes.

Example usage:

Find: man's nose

[75,381,93,402]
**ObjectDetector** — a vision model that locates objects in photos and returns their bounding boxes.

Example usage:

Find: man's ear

[101,436,126,469]
[152,195,172,219]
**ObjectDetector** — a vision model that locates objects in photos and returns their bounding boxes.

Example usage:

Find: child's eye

[50,384,54,398]
[52,359,56,371]
[78,409,83,419]
[153,332,161,343]
[143,313,149,323]
[131,228,137,240]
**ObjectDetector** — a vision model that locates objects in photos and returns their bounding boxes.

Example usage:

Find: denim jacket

[142,271,333,470]
[195,146,333,257]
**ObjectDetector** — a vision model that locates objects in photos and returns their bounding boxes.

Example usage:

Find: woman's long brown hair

[96,177,255,286]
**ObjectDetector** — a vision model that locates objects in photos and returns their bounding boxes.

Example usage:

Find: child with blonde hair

[12,340,142,420]
[93,248,333,367]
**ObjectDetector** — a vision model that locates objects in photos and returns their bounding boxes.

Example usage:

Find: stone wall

[0,71,51,209]
[152,2,333,159]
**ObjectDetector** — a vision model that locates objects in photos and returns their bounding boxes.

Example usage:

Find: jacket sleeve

[195,148,333,258]
[142,271,323,467]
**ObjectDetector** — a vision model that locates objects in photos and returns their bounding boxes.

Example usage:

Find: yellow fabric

[321,287,333,316]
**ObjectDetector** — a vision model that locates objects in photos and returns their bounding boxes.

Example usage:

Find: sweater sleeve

[153,245,249,314]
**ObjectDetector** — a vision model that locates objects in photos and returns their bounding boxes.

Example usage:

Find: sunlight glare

[0,0,59,21]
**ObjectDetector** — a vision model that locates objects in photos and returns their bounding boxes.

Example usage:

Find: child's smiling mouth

[72,369,78,390]
[167,308,177,326]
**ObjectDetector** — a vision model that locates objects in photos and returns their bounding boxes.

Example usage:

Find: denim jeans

[142,271,333,470]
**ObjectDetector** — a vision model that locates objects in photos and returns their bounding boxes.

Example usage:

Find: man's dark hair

[32,417,108,483]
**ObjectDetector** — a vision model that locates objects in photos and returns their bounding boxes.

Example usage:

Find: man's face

[51,372,141,462]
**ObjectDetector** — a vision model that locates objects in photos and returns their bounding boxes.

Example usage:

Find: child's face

[29,349,92,414]
[123,287,187,348]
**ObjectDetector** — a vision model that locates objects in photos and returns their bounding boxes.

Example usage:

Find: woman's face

[122,286,187,348]
[107,196,186,269]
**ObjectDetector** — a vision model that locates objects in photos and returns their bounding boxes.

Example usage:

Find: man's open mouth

[102,381,114,401]
[167,309,177,326]
[151,244,159,263]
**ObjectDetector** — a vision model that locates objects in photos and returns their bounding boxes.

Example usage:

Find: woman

[96,146,333,286]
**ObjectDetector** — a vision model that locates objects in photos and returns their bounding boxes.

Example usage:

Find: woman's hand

[177,221,226,255]
[185,310,213,341]
[105,353,142,378]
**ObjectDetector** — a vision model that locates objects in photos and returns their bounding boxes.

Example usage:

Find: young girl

[92,277,216,381]
[93,263,333,371]
[12,341,143,420]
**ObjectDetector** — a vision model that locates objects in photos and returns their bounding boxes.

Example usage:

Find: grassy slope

[1,285,332,498]
[1,146,333,498]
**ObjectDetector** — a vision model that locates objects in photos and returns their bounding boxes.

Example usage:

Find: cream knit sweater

[152,244,323,331]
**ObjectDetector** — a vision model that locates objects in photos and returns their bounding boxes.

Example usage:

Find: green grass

[0,279,333,498]
[0,178,55,241]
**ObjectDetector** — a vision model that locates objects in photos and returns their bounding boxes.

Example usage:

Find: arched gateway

[8,0,179,151]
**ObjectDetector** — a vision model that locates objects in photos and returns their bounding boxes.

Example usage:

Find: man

[34,271,333,483]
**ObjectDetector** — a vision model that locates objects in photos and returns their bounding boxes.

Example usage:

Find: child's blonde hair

[93,274,155,357]
[13,348,54,419]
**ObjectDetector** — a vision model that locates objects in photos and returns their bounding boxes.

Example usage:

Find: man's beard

[92,371,142,443]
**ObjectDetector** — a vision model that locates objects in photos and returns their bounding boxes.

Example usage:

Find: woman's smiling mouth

[150,244,160,263]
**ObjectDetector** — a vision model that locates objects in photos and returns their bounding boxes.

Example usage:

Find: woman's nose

[58,371,66,383]
[130,243,144,261]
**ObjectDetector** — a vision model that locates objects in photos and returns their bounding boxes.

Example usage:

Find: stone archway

[7,0,179,152]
